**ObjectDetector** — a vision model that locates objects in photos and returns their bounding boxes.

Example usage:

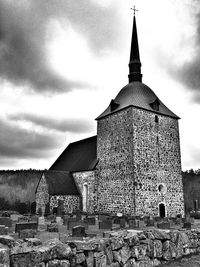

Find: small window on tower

[150,98,160,111]
[155,115,158,123]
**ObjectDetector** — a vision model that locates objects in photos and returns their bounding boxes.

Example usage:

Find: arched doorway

[83,183,88,212]
[159,203,166,218]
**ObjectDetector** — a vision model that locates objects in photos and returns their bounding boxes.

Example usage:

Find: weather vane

[131,5,138,16]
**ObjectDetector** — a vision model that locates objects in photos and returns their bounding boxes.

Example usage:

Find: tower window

[150,98,160,111]
[155,115,159,123]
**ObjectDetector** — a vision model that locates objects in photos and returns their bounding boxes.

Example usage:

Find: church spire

[128,9,142,83]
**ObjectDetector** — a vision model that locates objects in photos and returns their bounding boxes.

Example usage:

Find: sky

[0,0,200,171]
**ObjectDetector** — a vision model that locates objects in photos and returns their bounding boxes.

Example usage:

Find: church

[36,12,185,218]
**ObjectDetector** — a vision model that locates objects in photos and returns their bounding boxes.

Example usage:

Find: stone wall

[97,106,184,216]
[97,108,135,215]
[36,174,49,215]
[50,195,80,214]
[73,171,97,214]
[2,228,200,266]
[36,175,80,214]
[132,109,184,217]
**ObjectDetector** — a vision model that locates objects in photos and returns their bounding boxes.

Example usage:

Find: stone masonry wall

[97,108,135,215]
[132,108,184,217]
[73,171,97,214]
[36,175,49,215]
[3,228,200,266]
[97,106,184,217]
[50,195,80,214]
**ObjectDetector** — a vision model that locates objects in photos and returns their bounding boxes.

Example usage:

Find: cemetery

[0,209,199,266]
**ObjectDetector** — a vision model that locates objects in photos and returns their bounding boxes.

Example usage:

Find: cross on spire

[131,5,138,16]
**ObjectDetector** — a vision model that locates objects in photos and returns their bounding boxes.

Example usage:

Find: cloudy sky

[0,0,199,170]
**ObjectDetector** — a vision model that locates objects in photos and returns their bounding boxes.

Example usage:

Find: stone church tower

[96,14,185,217]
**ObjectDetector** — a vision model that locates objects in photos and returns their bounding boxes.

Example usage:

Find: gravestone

[57,200,65,216]
[68,221,88,230]
[72,225,85,237]
[99,220,112,230]
[183,222,191,229]
[0,217,12,228]
[47,223,58,232]
[85,217,95,225]
[138,220,146,228]
[19,229,36,239]
[38,217,45,225]
[129,219,139,228]
[157,222,170,229]
[10,214,22,222]
[15,222,38,233]
[0,225,8,235]
[56,217,63,225]
[120,218,126,228]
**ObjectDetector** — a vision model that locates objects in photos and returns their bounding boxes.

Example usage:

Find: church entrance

[159,203,166,218]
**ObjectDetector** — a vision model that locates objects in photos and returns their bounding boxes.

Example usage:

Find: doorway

[159,203,166,218]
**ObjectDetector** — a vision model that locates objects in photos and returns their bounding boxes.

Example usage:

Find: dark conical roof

[128,15,142,82]
[96,82,179,120]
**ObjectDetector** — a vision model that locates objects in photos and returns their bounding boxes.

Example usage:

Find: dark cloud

[167,1,200,102]
[0,0,121,93]
[8,113,95,133]
[0,117,63,160]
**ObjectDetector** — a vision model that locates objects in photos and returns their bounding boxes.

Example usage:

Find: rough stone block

[0,245,9,267]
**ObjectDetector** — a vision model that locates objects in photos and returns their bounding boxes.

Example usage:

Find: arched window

[83,183,88,212]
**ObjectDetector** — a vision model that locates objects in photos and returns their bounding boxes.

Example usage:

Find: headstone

[146,218,155,227]
[38,216,45,225]
[63,216,77,226]
[99,215,109,221]
[99,220,112,230]
[19,229,36,239]
[56,217,63,225]
[0,225,8,235]
[18,216,29,223]
[129,219,139,228]
[15,222,38,233]
[72,225,85,237]
[10,214,22,222]
[183,222,191,229]
[120,218,126,228]
[0,217,12,228]
[47,223,58,232]
[57,200,65,216]
[85,217,95,225]
[157,222,170,229]
[68,221,88,230]
[138,220,146,228]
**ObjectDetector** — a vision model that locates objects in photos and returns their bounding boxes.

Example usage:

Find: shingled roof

[44,170,80,195]
[96,82,179,120]
[50,136,97,172]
